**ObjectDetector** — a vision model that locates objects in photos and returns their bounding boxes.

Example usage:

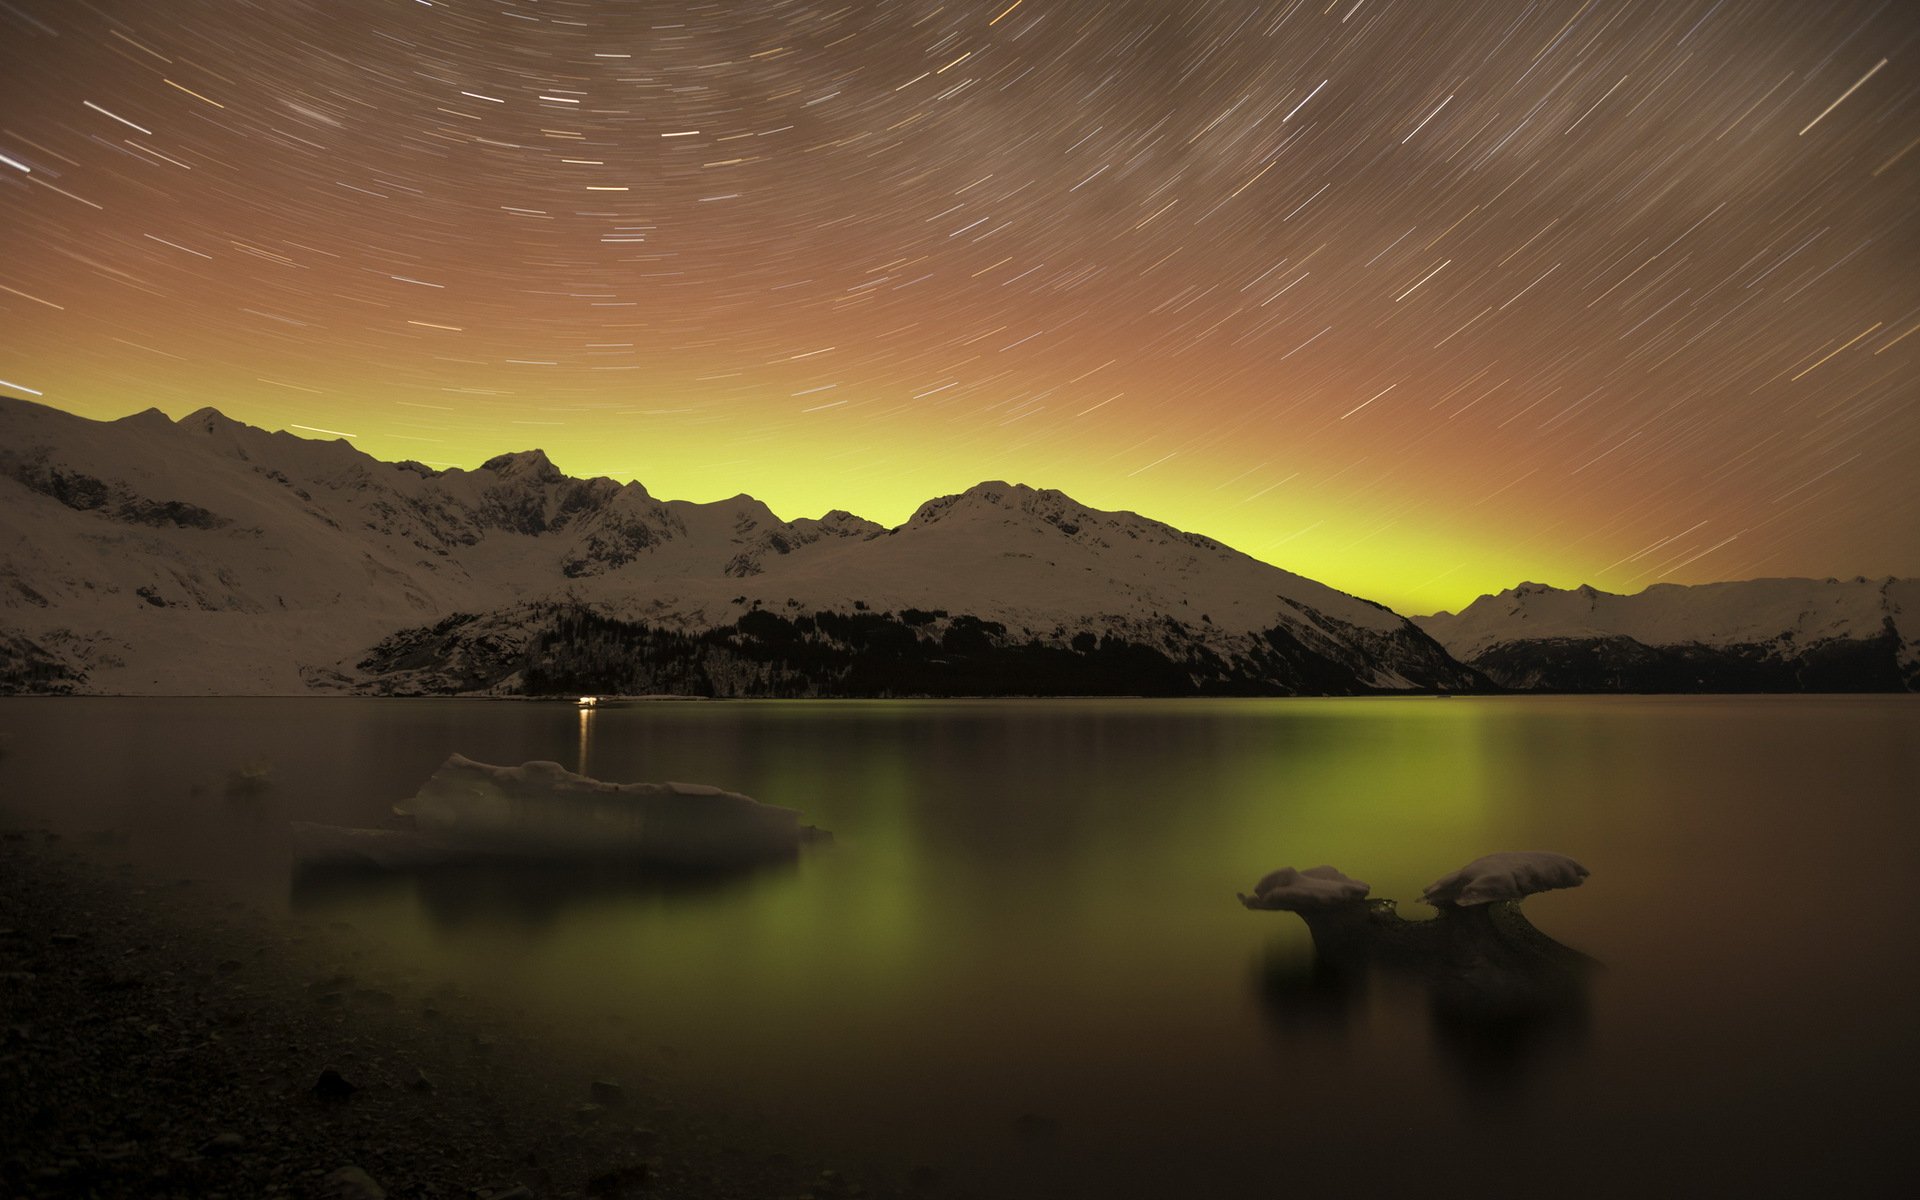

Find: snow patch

[1238,865,1370,910]
[293,754,823,869]
[1421,851,1588,907]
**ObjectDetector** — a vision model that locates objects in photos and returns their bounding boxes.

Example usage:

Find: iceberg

[292,754,823,870]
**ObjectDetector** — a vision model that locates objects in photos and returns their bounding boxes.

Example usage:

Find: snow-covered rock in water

[1421,852,1588,907]
[294,754,821,869]
[1248,859,1596,1031]
[1238,865,1370,910]
[1241,853,1598,1025]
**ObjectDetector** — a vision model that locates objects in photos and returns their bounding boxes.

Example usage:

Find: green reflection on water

[321,699,1523,1098]
[4,695,1915,1197]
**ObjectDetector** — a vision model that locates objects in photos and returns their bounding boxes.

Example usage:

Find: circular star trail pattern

[2,0,1915,613]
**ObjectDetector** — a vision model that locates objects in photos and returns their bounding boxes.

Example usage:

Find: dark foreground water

[2,696,1915,1196]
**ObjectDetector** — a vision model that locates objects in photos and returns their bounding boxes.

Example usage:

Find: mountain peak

[479,448,562,482]
[116,407,173,431]
[179,406,245,433]
[909,480,1074,526]
[960,480,1071,505]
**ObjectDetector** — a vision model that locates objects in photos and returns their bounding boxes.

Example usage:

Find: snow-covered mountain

[0,397,1476,696]
[1415,579,1918,692]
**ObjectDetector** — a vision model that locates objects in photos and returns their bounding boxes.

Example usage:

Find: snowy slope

[0,397,1472,696]
[670,482,1411,646]
[1416,579,1917,691]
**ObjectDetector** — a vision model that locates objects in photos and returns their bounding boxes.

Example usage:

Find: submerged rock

[590,1079,626,1107]
[323,1165,387,1200]
[313,1067,358,1102]
[586,1163,649,1197]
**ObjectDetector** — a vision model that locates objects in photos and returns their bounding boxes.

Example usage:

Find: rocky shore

[0,832,874,1200]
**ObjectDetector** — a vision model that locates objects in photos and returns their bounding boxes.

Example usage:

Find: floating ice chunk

[396,754,813,865]
[1421,851,1588,907]
[295,754,821,870]
[1238,865,1370,911]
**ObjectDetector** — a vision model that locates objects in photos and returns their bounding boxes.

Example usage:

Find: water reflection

[290,857,794,930]
[1255,947,1367,1037]
[1255,900,1594,1100]
[4,696,1914,1198]
[1428,963,1591,1098]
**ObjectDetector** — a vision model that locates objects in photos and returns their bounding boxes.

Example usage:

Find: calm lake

[2,696,1915,1196]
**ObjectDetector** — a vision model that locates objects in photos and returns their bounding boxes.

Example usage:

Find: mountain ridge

[1415,577,1916,692]
[10,397,1909,696]
[0,396,1473,697]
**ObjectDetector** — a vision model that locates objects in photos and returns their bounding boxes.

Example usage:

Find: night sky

[2,0,1915,614]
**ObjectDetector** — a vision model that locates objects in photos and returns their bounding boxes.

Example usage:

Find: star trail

[1,0,1915,613]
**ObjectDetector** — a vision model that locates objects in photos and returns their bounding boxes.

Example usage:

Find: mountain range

[1,397,1910,696]
[1415,577,1916,692]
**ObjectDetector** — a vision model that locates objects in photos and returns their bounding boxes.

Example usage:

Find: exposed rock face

[352,602,1475,699]
[2,450,229,530]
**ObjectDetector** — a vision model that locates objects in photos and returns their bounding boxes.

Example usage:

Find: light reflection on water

[1,695,1915,1195]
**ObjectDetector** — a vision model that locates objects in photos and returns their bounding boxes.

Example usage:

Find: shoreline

[6,689,1913,701]
[0,831,877,1200]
